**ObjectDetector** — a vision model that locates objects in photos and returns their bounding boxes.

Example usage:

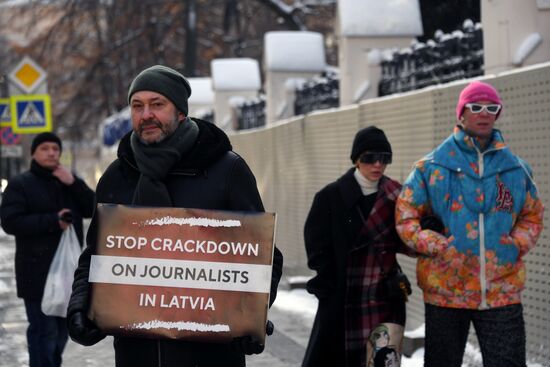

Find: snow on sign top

[211,58,261,91]
[187,77,214,105]
[339,0,423,37]
[264,31,326,72]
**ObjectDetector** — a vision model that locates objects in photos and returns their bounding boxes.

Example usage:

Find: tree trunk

[184,0,197,76]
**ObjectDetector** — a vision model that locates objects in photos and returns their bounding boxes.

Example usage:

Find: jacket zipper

[476,148,488,309]
[470,135,510,308]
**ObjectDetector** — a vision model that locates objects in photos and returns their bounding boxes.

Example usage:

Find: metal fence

[379,20,484,96]
[230,62,550,365]
[196,110,214,124]
[235,96,266,130]
[294,71,339,116]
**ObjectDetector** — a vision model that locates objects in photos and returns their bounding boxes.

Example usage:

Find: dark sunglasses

[359,152,392,165]
[464,103,501,115]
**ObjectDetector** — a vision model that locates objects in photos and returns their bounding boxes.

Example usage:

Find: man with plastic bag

[0,132,95,367]
[67,65,283,367]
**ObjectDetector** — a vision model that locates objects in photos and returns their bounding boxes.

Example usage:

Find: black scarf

[30,159,66,208]
[130,117,199,206]
[30,159,55,178]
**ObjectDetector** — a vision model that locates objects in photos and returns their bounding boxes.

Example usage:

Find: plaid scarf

[344,176,406,367]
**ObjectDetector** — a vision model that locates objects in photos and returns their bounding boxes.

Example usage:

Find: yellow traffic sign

[8,57,47,94]
[10,94,52,134]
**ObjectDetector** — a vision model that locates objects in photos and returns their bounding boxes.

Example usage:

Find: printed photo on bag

[366,323,404,367]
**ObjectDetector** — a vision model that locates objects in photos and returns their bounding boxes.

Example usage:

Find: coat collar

[337,168,400,209]
[338,168,364,209]
[453,125,507,153]
[431,126,520,178]
[117,118,231,173]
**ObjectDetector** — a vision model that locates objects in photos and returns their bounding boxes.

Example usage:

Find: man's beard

[136,114,180,145]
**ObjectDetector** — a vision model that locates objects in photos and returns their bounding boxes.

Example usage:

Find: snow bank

[187,77,214,105]
[272,289,317,320]
[513,33,543,66]
[264,31,326,72]
[211,58,261,91]
[339,0,423,37]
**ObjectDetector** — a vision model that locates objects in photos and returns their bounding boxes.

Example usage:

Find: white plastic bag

[41,224,81,317]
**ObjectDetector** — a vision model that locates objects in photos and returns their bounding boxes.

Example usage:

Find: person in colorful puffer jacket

[395,80,544,367]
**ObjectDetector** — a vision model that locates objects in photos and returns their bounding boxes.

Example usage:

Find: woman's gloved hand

[420,215,444,234]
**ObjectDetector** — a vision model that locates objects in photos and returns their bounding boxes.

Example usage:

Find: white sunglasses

[464,103,502,115]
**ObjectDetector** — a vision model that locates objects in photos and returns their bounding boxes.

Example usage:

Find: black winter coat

[0,161,95,300]
[302,168,409,367]
[68,119,283,367]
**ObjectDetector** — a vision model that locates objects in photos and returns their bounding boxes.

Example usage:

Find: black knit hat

[31,132,62,155]
[128,65,192,115]
[350,126,392,162]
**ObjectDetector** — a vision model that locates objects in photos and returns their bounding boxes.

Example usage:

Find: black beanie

[128,65,192,115]
[350,126,392,162]
[31,132,62,155]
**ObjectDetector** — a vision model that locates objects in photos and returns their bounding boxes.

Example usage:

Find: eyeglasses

[464,103,502,115]
[359,152,392,165]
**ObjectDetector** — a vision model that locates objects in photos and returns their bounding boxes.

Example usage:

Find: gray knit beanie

[128,65,192,115]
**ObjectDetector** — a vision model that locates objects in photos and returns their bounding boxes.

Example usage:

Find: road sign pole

[0,73,8,181]
[5,57,49,179]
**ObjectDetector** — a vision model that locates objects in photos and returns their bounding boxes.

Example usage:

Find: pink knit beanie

[456,81,502,120]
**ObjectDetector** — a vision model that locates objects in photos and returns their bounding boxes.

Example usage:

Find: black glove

[59,210,73,223]
[230,335,265,355]
[266,320,274,336]
[420,215,444,234]
[68,312,106,346]
[230,320,274,355]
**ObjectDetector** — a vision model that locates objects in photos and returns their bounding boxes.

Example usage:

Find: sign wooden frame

[88,204,276,344]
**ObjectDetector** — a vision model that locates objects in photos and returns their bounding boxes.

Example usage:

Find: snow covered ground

[272,287,424,366]
[1,228,545,367]
[273,280,545,367]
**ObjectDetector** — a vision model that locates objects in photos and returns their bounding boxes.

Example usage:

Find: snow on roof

[210,58,261,91]
[187,77,214,105]
[264,31,326,72]
[339,0,423,37]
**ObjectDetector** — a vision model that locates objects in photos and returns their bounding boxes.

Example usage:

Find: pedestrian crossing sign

[0,98,11,127]
[10,94,52,134]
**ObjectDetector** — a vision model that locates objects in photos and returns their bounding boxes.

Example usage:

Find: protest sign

[88,204,276,343]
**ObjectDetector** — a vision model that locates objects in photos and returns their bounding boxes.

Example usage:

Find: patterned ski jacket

[396,126,544,309]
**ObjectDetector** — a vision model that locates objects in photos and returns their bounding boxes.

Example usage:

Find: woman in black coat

[302,126,413,367]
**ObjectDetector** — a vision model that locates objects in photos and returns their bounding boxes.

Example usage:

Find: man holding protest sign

[67,65,283,366]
